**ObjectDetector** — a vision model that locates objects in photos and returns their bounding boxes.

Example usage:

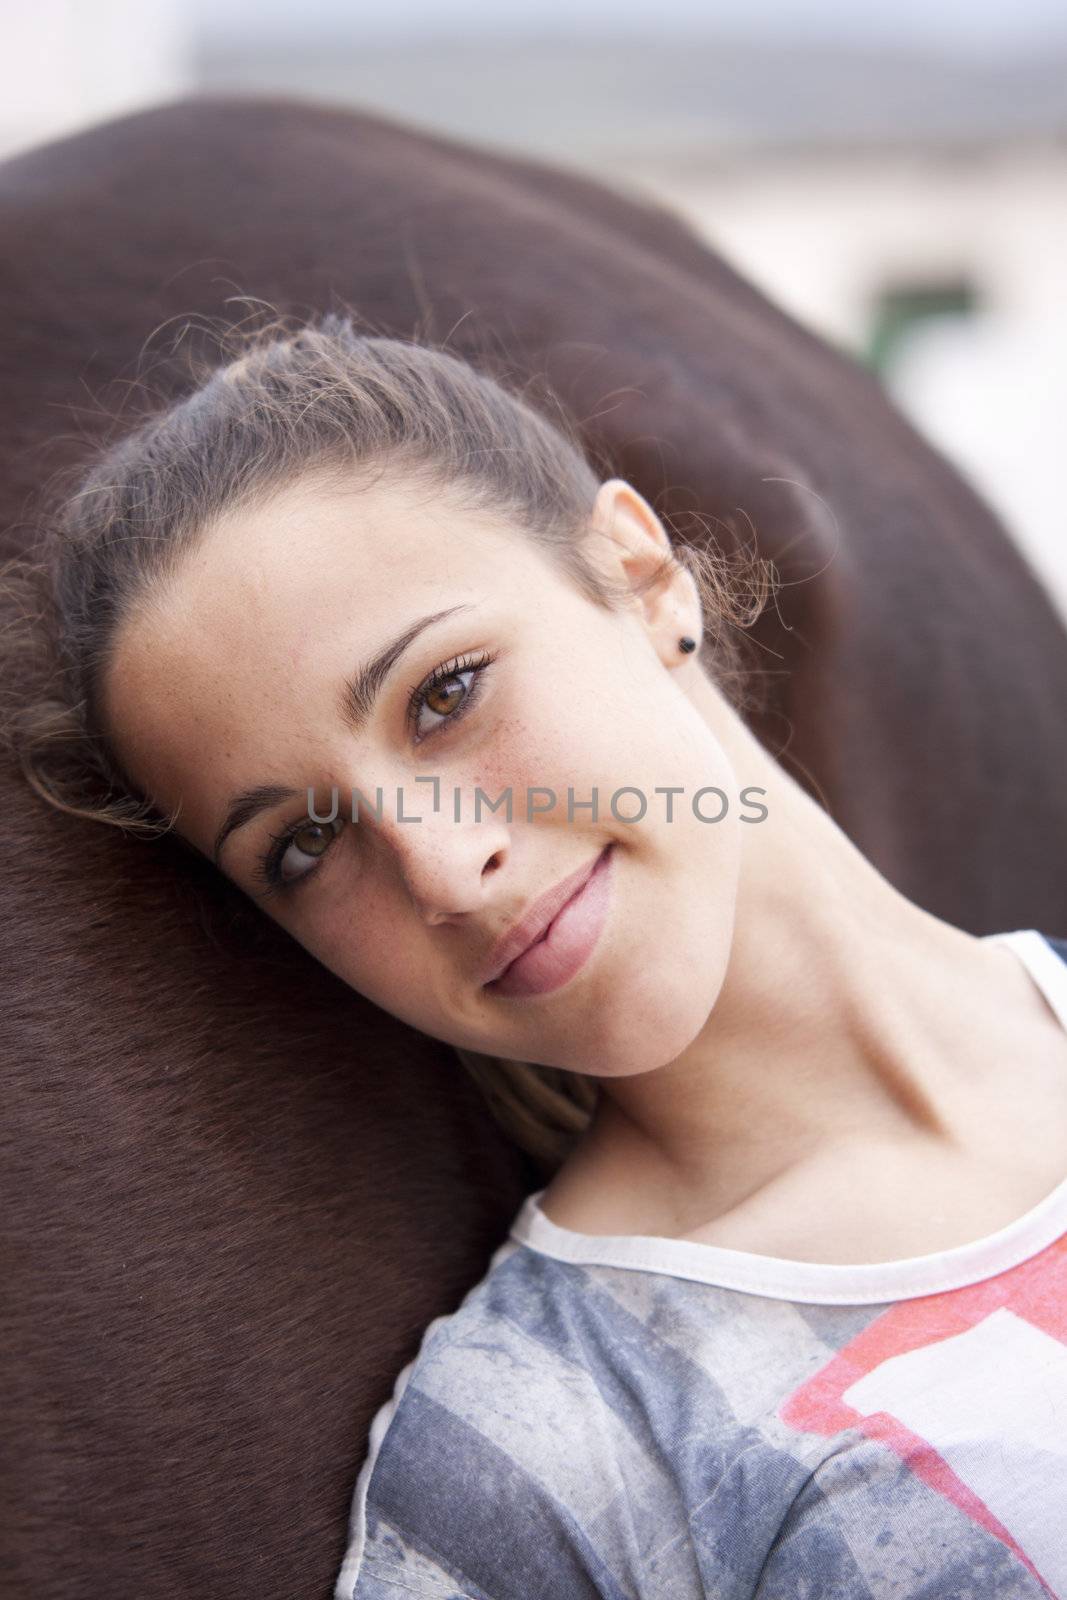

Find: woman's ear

[588,478,703,665]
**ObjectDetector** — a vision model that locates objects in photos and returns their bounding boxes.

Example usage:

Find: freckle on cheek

[475,752,544,807]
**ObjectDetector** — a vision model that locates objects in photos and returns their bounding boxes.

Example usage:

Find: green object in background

[865,279,978,374]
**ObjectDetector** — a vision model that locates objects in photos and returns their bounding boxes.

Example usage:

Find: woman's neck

[544,689,1067,1244]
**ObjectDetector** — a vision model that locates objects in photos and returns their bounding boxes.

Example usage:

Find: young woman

[11,314,1067,1599]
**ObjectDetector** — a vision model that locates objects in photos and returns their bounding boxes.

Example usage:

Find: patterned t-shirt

[335,929,1067,1600]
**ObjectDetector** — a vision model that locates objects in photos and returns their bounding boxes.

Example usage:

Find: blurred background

[3,0,1065,615]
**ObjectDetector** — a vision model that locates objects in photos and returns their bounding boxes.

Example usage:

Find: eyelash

[406,648,496,743]
[252,648,497,900]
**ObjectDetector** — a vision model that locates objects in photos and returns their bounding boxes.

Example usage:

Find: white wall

[0,0,193,161]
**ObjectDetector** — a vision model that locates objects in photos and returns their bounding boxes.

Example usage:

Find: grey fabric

[337,933,1067,1599]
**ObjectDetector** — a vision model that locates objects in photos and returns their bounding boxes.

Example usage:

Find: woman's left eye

[408,650,495,742]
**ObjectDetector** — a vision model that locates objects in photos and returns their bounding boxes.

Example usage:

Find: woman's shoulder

[334,1237,636,1600]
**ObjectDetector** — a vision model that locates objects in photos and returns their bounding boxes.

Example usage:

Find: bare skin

[101,469,1067,1266]
[548,662,1067,1263]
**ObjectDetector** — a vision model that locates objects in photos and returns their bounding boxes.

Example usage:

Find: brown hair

[1,309,776,1177]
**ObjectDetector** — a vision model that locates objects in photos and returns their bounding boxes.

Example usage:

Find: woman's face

[102,470,743,1078]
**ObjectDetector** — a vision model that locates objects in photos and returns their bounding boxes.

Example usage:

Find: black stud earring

[678,635,697,654]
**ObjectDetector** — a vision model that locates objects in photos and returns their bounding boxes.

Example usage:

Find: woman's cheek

[464,719,547,814]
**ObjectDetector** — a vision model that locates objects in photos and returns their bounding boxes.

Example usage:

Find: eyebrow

[211,603,473,868]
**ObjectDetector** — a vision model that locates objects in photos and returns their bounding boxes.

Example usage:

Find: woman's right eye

[258,815,345,897]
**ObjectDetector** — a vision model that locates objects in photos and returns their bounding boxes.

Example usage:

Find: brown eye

[290,822,334,860]
[409,652,495,742]
[265,815,345,892]
[424,675,465,717]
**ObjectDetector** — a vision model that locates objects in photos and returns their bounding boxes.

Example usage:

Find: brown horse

[1,93,1064,1599]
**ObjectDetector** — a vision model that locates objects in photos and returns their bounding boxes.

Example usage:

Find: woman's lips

[485,843,615,998]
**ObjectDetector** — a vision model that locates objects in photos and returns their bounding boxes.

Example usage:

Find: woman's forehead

[186,474,545,621]
[102,478,561,852]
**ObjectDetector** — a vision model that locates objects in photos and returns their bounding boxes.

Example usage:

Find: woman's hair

[1,309,776,1178]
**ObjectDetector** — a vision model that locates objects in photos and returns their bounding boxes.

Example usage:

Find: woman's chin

[534,990,717,1081]
[598,966,720,1069]
[445,933,725,1076]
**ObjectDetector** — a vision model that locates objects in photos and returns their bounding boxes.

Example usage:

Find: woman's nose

[379,803,509,924]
